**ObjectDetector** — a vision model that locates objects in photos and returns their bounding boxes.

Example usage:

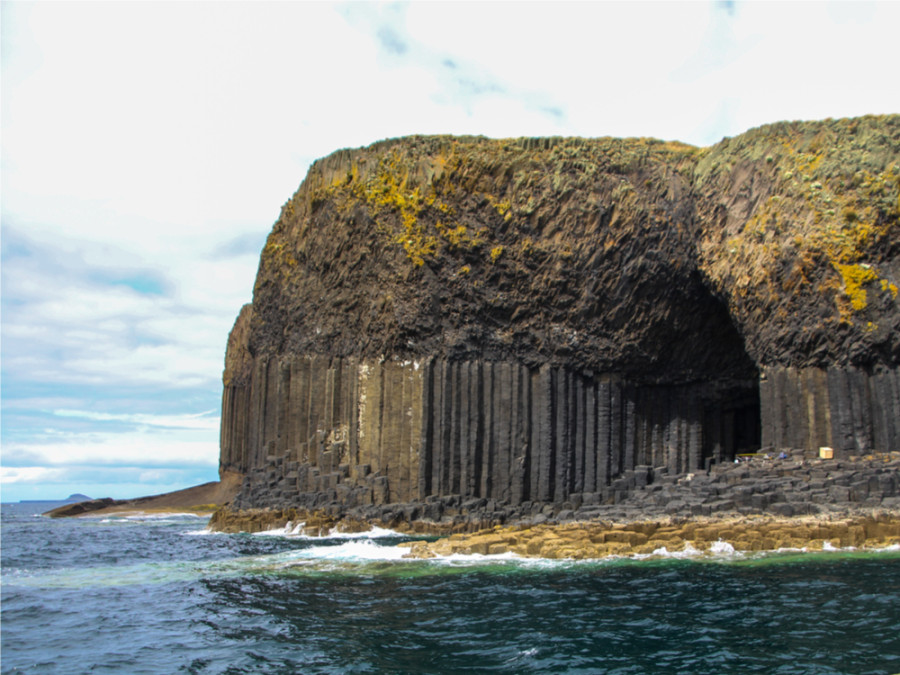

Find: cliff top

[236,115,899,381]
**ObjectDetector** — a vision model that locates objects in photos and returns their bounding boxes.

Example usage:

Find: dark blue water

[3,502,900,674]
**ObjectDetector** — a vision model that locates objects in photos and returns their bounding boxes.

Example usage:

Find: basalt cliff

[214,116,900,533]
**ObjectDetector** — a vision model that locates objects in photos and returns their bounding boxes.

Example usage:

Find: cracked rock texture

[219,116,900,516]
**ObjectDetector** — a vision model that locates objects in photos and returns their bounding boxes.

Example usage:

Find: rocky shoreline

[209,452,900,558]
[399,513,900,559]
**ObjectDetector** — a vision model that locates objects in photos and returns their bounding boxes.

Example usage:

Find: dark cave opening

[699,383,761,467]
[690,290,761,467]
[665,276,762,468]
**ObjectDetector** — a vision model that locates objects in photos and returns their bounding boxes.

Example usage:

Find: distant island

[20,493,92,504]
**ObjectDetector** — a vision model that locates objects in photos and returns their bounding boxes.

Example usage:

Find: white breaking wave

[709,539,737,555]
[646,541,702,559]
[252,523,402,539]
[281,543,536,566]
[284,539,411,563]
[130,512,206,520]
[773,546,807,553]
[432,550,526,565]
[184,528,217,536]
[630,541,726,561]
[191,526,900,566]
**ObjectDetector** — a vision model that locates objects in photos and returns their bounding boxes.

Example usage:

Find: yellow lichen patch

[395,230,438,267]
[490,245,504,263]
[425,193,454,216]
[353,146,512,266]
[836,263,878,311]
[488,196,511,217]
[357,150,447,266]
[437,222,485,251]
[440,223,470,249]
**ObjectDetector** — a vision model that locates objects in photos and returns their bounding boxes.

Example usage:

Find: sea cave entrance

[629,269,762,472]
[688,286,761,468]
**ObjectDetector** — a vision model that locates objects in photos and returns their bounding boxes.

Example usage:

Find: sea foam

[296,539,411,562]
[252,522,402,539]
[709,539,737,555]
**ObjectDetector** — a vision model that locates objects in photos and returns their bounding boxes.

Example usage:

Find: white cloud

[401,1,900,145]
[52,409,219,431]
[1,229,253,389]
[0,466,69,485]
[2,432,218,470]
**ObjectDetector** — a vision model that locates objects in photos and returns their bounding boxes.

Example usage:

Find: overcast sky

[2,1,898,502]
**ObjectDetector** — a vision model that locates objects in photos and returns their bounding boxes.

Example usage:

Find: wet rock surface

[399,513,900,560]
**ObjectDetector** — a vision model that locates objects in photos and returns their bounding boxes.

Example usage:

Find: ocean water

[2,503,900,674]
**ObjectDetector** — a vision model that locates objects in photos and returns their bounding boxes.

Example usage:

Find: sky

[2,1,898,502]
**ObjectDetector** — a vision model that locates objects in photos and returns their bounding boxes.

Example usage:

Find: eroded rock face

[220,116,900,514]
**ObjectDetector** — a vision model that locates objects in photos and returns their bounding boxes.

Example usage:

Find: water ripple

[3,504,900,674]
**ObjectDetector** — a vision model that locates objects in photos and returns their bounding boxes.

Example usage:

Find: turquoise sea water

[2,502,899,674]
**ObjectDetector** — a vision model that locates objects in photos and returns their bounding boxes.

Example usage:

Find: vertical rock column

[414,362,736,504]
[353,359,426,504]
[219,383,251,474]
[759,366,900,455]
[219,304,255,476]
[221,352,767,509]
